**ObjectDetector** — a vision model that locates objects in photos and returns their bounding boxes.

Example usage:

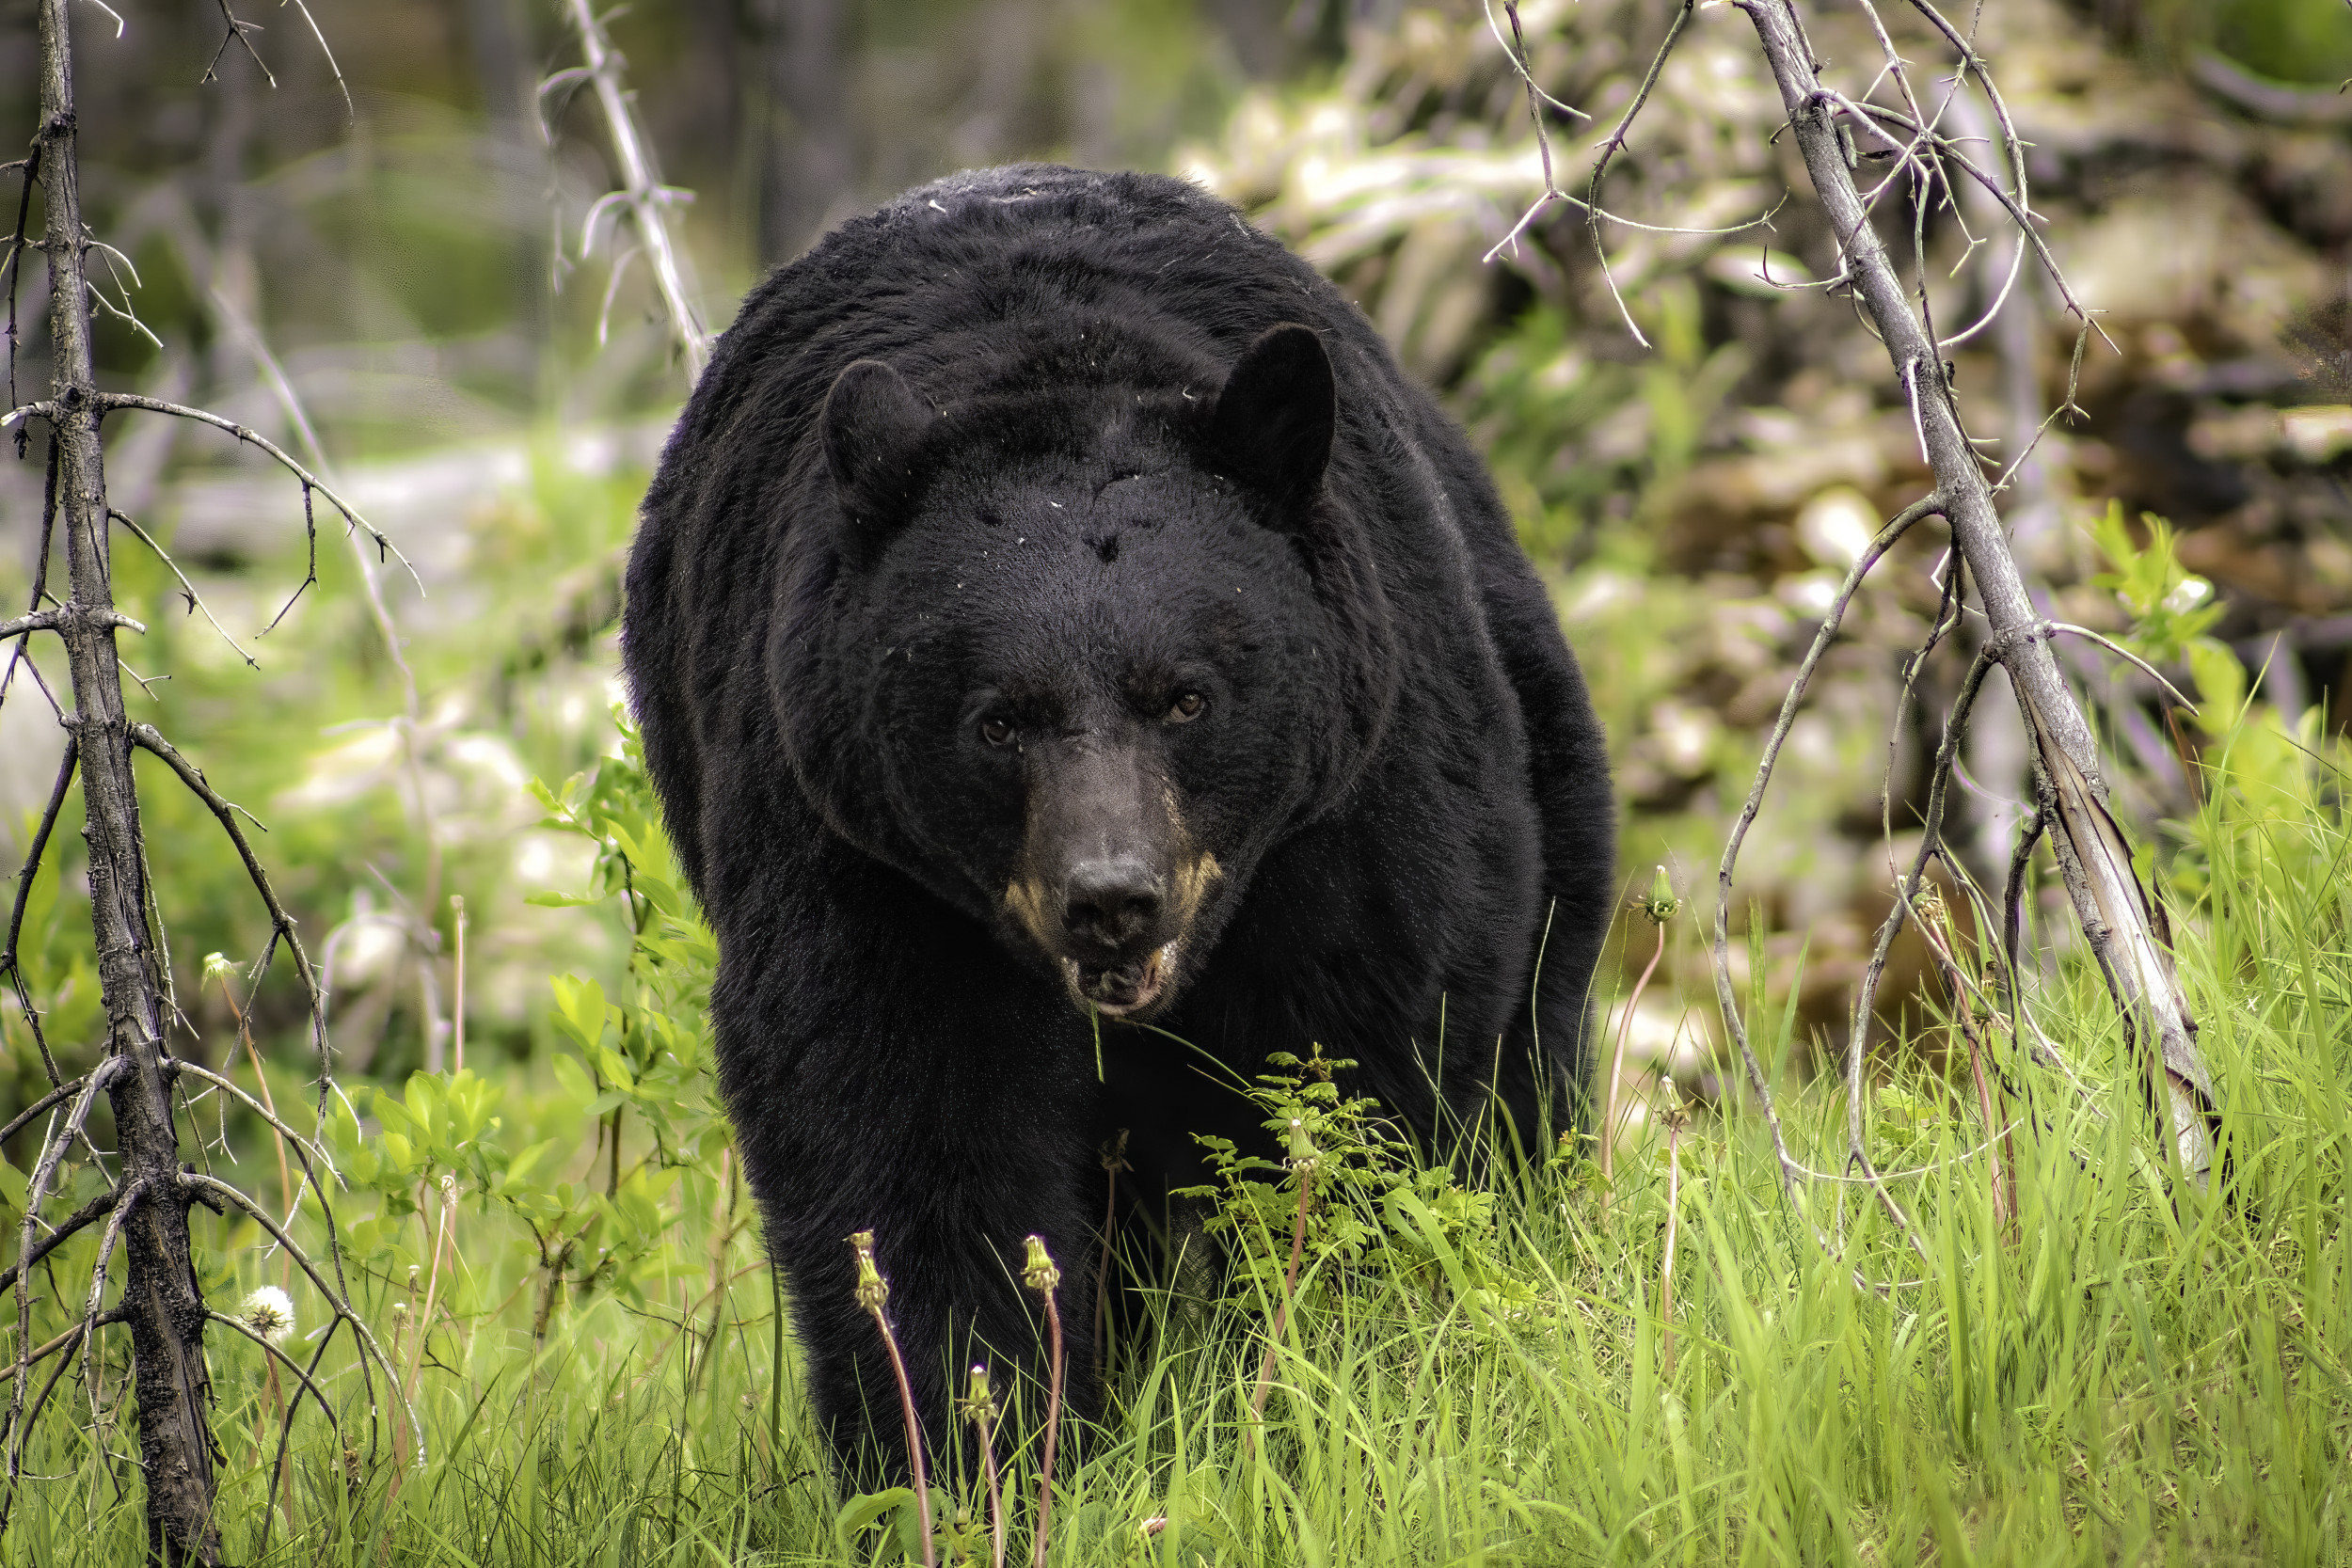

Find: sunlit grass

[5,722,2347,1566]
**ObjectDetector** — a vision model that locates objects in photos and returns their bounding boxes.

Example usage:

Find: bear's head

[773,324,1398,1020]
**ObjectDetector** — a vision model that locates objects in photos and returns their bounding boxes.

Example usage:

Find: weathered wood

[1734,0,2219,1187]
[34,0,220,1556]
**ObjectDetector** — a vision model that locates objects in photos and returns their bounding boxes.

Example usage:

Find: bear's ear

[1204,324,1334,512]
[823,359,937,551]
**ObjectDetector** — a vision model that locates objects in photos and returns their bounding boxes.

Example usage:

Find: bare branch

[75,1179,140,1441]
[1734,0,2219,1193]
[6,1057,120,1478]
[204,1310,342,1444]
[2047,623,2199,713]
[1712,491,1945,1232]
[278,0,353,123]
[557,0,709,380]
[92,393,417,590]
[109,511,259,669]
[2,734,76,1086]
[0,1324,87,1386]
[129,725,336,1121]
[0,1184,119,1300]
[179,1173,420,1461]
[200,0,276,88]
[163,1056,342,1192]
[0,1073,85,1150]
[0,606,143,641]
[255,1317,344,1560]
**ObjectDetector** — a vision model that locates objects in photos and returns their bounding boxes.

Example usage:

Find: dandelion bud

[1285,1117,1321,1176]
[1022,1235,1060,1294]
[1643,865,1681,926]
[242,1285,295,1345]
[960,1364,997,1428]
[846,1230,888,1312]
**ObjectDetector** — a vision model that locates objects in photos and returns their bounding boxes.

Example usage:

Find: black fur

[622,165,1613,1480]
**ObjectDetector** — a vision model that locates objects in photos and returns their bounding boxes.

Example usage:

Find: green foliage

[2089,500,2224,661]
[1176,1045,1545,1330]
[1463,284,1750,565]
[1176,1045,1398,1296]
[2089,499,2261,742]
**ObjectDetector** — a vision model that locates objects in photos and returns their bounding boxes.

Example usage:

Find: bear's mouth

[1068,943,1173,1018]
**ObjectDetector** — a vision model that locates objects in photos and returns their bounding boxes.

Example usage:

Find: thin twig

[129,724,331,1084]
[207,1310,343,1444]
[76,1179,142,1440]
[0,1324,87,1386]
[0,1184,119,1301]
[1711,493,1944,1228]
[556,0,709,380]
[108,510,259,668]
[1,734,77,1087]
[1917,908,2014,1232]
[8,1059,121,1479]
[94,392,416,587]
[162,1057,342,1187]
[179,1172,420,1462]
[0,1075,85,1151]
[278,0,353,122]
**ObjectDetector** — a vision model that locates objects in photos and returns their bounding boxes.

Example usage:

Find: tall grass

[6,720,2346,1565]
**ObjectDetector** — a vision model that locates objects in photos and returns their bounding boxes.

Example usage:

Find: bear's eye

[979,716,1017,748]
[1167,692,1206,723]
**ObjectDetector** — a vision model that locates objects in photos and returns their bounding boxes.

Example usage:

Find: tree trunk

[1736,0,2220,1185]
[36,0,221,1558]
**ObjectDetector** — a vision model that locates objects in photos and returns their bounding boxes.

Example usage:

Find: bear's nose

[1062,858,1165,950]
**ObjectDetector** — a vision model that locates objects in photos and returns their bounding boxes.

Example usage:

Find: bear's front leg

[762,1163,1102,1490]
[712,895,1105,1489]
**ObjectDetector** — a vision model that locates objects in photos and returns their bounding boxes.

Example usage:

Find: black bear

[622,164,1613,1476]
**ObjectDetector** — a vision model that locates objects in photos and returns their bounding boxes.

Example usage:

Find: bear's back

[671,166,1401,463]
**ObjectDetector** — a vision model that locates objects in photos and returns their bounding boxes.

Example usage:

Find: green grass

[5,716,2348,1566]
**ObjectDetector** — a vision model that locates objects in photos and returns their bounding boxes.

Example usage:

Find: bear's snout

[1062,857,1166,951]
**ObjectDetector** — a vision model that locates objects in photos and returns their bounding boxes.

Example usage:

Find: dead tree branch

[129,724,330,1078]
[1713,492,1943,1218]
[0,0,387,1551]
[550,0,710,380]
[179,1173,417,1457]
[94,392,416,591]
[108,510,258,669]
[2,733,77,1086]
[1731,0,2221,1194]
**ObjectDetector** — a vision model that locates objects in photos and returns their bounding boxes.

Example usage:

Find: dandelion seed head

[243,1286,295,1345]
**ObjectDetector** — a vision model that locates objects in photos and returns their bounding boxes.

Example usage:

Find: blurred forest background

[1,0,2348,1128]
